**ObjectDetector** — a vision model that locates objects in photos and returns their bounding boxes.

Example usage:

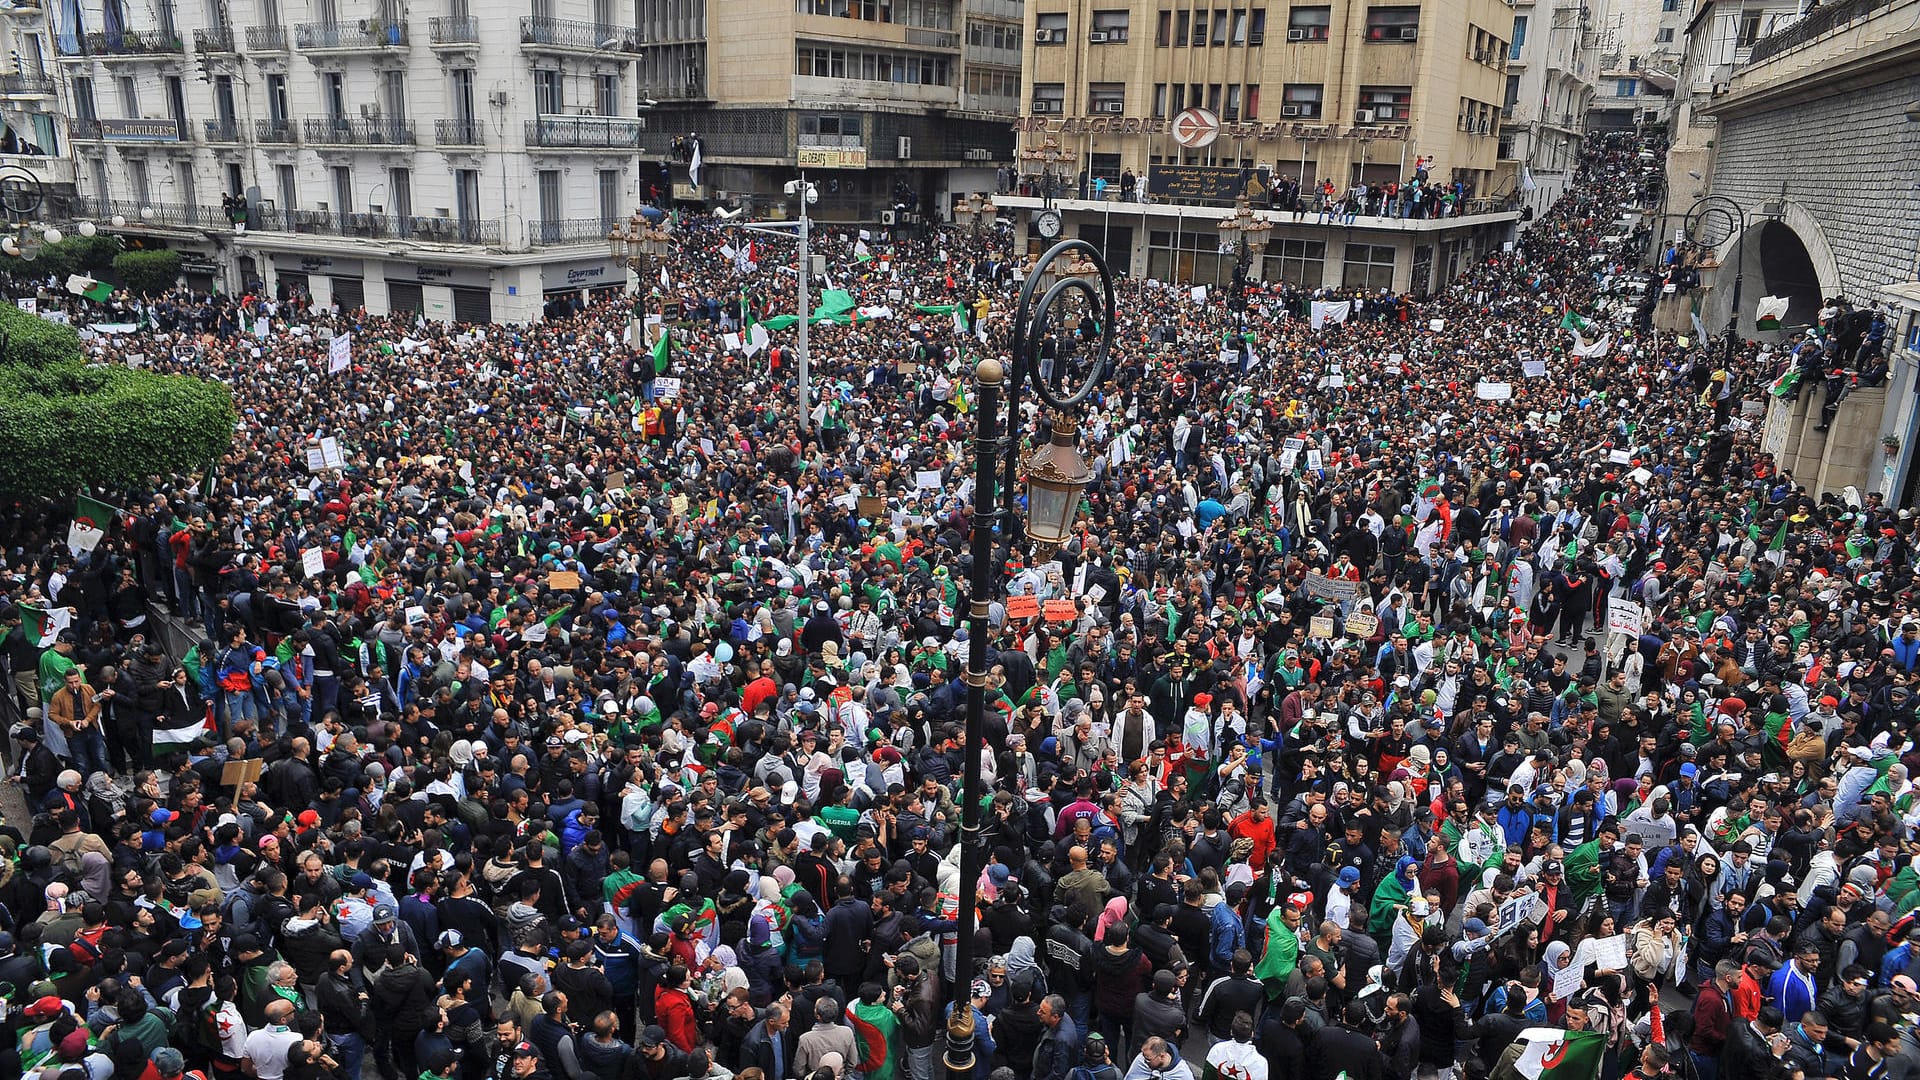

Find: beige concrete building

[1002,0,1524,291]
[640,0,1020,220]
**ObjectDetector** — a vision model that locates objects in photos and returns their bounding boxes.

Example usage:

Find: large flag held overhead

[1513,1029,1605,1080]
[1756,295,1790,331]
[66,274,113,302]
[1559,305,1591,334]
[845,998,902,1080]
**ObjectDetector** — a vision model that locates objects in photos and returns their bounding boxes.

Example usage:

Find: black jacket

[738,1016,795,1078]
[1307,1022,1387,1080]
[317,970,375,1040]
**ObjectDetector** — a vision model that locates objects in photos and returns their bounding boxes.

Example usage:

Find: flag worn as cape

[846,999,902,1080]
[1513,1029,1605,1080]
[1251,907,1298,998]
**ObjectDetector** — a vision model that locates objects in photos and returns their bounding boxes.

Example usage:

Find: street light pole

[1683,193,1749,370]
[948,238,1113,1080]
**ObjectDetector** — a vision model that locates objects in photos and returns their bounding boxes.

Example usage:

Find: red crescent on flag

[1540,1041,1570,1069]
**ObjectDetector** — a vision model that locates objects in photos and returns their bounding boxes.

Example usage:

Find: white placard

[1429,319,1445,332]
[1606,599,1645,638]
[1278,448,1298,471]
[1474,382,1513,400]
[1191,285,1207,303]
[1627,467,1653,486]
[723,332,743,352]
[1589,934,1629,971]
[653,377,682,399]
[405,605,427,625]
[915,469,944,490]
[319,436,345,470]
[328,332,352,373]
[301,547,326,578]
[1522,359,1549,378]
[1304,448,1323,471]
[254,316,270,339]
[15,298,36,313]
[1607,448,1633,464]
[1551,960,1584,1001]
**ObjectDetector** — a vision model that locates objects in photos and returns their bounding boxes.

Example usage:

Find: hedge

[112,249,184,297]
[0,362,237,497]
[0,303,84,367]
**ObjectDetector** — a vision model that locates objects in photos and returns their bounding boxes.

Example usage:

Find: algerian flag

[651,327,672,374]
[21,602,68,648]
[845,998,903,1080]
[1756,295,1789,331]
[1559,306,1590,334]
[1764,519,1788,567]
[66,273,113,302]
[1513,1029,1605,1080]
[68,493,119,555]
[1769,367,1802,398]
[854,239,873,263]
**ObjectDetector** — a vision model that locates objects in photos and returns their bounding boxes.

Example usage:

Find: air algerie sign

[1010,116,1412,142]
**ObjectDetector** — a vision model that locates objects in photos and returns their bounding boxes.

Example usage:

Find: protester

[0,130,1914,1080]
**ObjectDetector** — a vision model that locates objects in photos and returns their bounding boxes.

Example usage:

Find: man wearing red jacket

[1229,802,1278,872]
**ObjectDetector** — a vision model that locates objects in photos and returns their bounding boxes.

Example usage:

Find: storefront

[271,254,364,308]
[540,258,623,318]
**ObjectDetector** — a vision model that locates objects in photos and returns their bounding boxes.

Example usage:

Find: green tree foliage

[0,291,235,499]
[0,235,122,285]
[0,303,84,367]
[111,249,184,296]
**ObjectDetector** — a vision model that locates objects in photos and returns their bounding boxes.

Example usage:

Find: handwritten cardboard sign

[547,570,582,591]
[1309,615,1335,639]
[1005,595,1041,620]
[220,757,265,788]
[1344,612,1379,638]
[1043,599,1079,623]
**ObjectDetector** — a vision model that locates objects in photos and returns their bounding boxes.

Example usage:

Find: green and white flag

[66,274,113,302]
[1756,295,1789,331]
[1513,1029,1604,1080]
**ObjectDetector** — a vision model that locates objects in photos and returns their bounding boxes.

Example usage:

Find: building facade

[635,0,1019,223]
[1684,0,1920,502]
[1008,0,1523,293]
[3,0,1021,322]
[1501,0,1599,218]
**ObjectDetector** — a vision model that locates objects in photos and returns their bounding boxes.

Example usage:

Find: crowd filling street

[1,131,1918,1080]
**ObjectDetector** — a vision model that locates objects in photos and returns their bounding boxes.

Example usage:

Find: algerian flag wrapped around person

[1252,894,1310,998]
[1512,1028,1605,1080]
[846,990,902,1080]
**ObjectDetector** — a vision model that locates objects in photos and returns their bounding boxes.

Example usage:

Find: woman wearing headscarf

[1368,855,1421,946]
[1092,896,1130,943]
[1539,939,1576,1025]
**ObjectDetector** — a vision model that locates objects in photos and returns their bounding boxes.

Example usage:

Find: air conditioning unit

[896,135,911,158]
[1400,26,1419,40]
[1281,105,1301,116]
[488,90,509,107]
[1088,30,1108,43]
[1711,80,1730,95]
[879,209,896,224]
[1287,28,1305,40]
[1035,27,1050,42]
[360,103,379,119]
[1355,108,1375,123]
[1031,100,1057,113]
[1247,32,1263,45]
[1097,100,1123,113]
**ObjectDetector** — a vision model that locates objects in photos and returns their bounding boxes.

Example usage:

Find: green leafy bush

[111,249,183,296]
[0,303,84,367]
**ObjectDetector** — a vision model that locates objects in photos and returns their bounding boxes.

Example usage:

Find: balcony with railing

[193,26,234,51]
[246,24,288,50]
[294,19,409,51]
[202,117,241,142]
[528,217,619,246]
[1747,0,1897,65]
[525,114,647,149]
[0,153,74,187]
[435,117,485,145]
[70,197,237,228]
[0,71,54,95]
[252,205,501,244]
[0,1,43,17]
[519,16,641,52]
[66,29,187,57]
[255,117,297,143]
[302,115,416,146]
[428,15,480,46]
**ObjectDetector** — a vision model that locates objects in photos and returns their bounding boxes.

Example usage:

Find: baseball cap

[1540,860,1563,875]
[971,978,991,998]
[152,1047,187,1077]
[150,808,177,825]
[638,1026,668,1048]
[512,1041,541,1057]
[437,929,464,949]
[1337,866,1361,888]
[1463,918,1489,935]
[372,904,397,924]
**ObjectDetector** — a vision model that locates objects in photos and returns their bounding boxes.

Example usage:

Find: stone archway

[1703,199,1841,339]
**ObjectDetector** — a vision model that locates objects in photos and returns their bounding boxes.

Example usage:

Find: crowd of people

[0,130,1916,1080]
